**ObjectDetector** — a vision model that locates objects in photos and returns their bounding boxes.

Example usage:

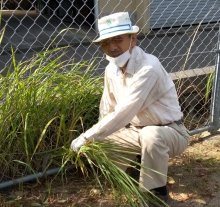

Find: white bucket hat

[93,12,139,43]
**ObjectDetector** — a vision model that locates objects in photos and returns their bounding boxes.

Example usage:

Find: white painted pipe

[94,0,99,32]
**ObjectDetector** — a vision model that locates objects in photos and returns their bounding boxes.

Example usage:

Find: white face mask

[106,50,131,68]
[106,38,132,68]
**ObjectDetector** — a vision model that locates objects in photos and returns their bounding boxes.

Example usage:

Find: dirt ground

[1,131,220,207]
[167,131,220,207]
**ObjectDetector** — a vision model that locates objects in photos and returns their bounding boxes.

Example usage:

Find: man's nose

[108,41,117,51]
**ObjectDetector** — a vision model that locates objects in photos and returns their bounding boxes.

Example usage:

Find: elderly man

[71,12,189,206]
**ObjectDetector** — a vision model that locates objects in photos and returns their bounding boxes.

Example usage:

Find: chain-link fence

[0,0,220,188]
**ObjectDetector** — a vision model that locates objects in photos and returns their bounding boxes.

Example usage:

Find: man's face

[100,34,137,57]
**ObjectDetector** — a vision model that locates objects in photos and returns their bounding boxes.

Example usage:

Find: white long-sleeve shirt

[84,46,183,140]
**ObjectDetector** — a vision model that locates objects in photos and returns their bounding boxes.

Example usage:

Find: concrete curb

[139,22,219,39]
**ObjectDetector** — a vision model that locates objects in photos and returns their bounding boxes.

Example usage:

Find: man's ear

[131,33,137,47]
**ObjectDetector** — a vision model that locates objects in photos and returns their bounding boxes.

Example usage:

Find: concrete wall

[170,67,214,95]
[170,67,214,116]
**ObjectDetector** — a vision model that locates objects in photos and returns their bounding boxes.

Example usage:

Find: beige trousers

[104,123,190,191]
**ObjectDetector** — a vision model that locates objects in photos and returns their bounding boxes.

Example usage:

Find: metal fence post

[94,0,99,32]
[209,24,220,134]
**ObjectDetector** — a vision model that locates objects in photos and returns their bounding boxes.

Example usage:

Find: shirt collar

[116,67,121,75]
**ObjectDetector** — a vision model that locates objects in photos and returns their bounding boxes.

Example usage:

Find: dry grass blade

[176,6,214,96]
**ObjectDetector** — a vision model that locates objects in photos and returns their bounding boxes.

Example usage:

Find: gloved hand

[70,133,88,153]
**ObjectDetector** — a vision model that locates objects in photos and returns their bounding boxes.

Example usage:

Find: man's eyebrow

[113,36,122,38]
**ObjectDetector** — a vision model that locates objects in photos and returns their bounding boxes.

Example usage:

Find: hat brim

[93,26,139,43]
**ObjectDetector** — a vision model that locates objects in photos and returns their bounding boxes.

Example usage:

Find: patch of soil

[168,131,220,207]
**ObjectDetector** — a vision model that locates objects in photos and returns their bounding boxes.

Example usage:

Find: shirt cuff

[84,127,96,141]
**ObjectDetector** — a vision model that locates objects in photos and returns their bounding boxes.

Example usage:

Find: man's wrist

[84,128,95,141]
[80,133,87,141]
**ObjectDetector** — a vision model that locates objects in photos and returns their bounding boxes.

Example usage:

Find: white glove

[70,133,87,153]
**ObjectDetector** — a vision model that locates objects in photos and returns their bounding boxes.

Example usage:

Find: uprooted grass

[62,140,167,207]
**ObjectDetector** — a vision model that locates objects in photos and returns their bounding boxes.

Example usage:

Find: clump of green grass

[0,47,103,179]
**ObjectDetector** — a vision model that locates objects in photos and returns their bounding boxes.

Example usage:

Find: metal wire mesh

[0,0,220,184]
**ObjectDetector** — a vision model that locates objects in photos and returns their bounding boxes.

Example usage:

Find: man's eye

[101,40,109,45]
[113,37,123,41]
[100,36,123,46]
